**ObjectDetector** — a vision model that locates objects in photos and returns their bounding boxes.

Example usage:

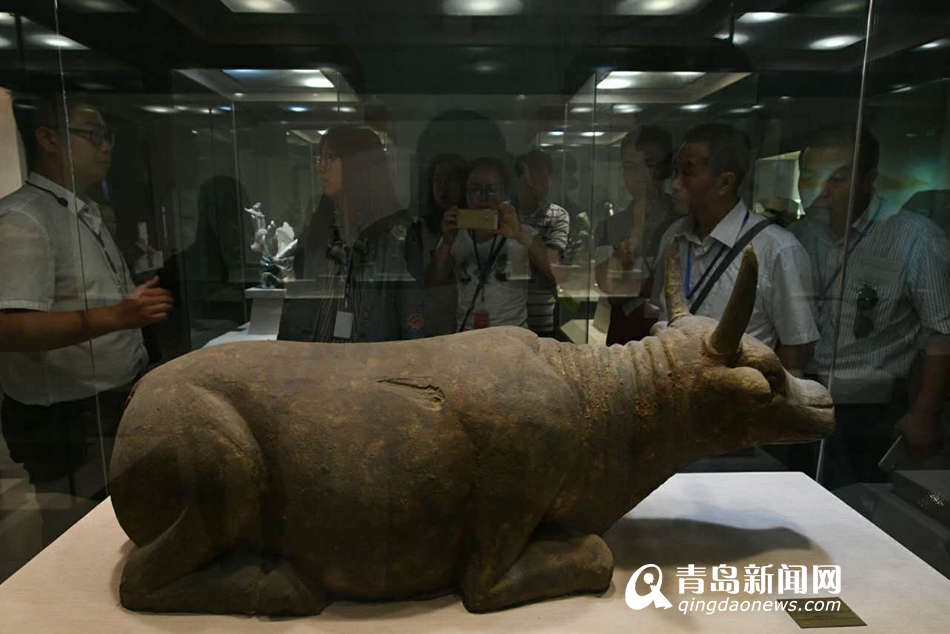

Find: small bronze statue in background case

[110,246,834,616]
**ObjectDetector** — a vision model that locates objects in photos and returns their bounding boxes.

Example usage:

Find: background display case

[1,0,949,608]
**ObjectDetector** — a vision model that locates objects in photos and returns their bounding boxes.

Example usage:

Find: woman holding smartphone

[425,157,552,332]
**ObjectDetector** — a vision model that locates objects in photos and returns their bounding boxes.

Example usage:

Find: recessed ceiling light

[70,0,135,11]
[597,71,641,90]
[916,40,948,51]
[581,131,606,137]
[547,130,565,136]
[613,104,641,113]
[287,106,308,113]
[810,35,863,50]
[472,62,500,73]
[540,143,553,148]
[443,0,524,16]
[335,106,357,113]
[234,92,245,98]
[739,12,785,24]
[715,31,750,45]
[220,0,297,12]
[318,129,329,135]
[302,76,334,88]
[191,129,199,135]
[681,104,708,111]
[829,0,864,13]
[616,0,706,15]
[730,107,753,114]
[32,34,87,49]
[674,71,703,79]
[218,106,232,112]
[516,94,527,100]
[141,106,176,114]
[780,96,792,101]
[892,85,913,93]
[571,106,593,113]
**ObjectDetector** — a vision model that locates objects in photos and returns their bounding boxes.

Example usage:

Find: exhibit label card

[785,597,866,629]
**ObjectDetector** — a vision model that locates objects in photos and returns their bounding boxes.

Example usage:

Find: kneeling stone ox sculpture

[111,248,835,615]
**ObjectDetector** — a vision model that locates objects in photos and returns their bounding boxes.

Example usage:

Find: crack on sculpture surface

[109,245,835,616]
[377,377,446,411]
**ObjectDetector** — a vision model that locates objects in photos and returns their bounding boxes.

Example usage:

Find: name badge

[333,311,354,340]
[855,255,902,286]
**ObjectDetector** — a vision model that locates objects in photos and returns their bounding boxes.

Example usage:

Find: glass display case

[1,0,949,628]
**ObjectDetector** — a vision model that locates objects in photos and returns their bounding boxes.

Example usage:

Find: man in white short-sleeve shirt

[0,98,173,540]
[651,123,818,374]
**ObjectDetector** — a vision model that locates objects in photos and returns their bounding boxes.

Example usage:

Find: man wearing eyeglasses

[790,125,950,488]
[0,97,173,544]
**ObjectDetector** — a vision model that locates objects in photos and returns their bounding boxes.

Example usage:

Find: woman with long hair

[291,126,424,342]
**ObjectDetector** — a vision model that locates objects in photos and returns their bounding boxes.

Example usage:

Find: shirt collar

[678,200,748,248]
[853,191,883,235]
[27,172,102,234]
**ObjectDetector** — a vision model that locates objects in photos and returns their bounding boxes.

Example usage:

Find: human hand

[495,201,526,244]
[441,207,459,244]
[896,408,942,460]
[115,276,174,329]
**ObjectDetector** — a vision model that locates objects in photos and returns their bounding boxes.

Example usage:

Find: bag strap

[689,219,776,314]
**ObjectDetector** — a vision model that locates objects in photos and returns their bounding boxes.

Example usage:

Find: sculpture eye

[764,372,784,394]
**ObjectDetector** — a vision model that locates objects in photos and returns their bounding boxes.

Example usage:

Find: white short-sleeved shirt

[0,173,148,405]
[452,226,537,331]
[789,195,950,403]
[651,201,819,349]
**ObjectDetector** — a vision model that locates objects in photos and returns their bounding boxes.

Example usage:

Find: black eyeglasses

[69,127,115,147]
[467,185,500,198]
[853,285,878,339]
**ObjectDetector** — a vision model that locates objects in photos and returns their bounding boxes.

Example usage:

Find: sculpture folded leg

[460,532,614,612]
[113,384,330,616]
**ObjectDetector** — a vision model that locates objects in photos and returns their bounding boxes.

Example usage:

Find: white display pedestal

[245,287,285,335]
[202,322,277,348]
[2,473,949,633]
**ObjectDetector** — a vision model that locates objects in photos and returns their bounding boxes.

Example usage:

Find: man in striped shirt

[515,151,570,338]
[790,125,950,487]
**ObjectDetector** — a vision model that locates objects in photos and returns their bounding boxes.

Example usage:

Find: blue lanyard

[685,210,749,300]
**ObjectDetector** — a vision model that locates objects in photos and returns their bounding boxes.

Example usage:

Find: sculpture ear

[711,367,771,406]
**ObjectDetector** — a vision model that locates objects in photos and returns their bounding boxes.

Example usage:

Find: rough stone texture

[110,247,834,616]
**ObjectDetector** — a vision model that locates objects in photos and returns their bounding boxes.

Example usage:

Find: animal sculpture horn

[664,243,690,321]
[709,247,758,359]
